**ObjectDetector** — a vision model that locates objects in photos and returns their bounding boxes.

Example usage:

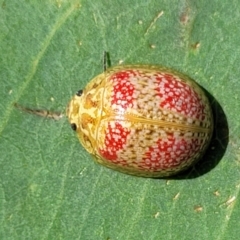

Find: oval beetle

[67,63,213,178]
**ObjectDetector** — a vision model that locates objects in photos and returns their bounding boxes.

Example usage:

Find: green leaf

[0,0,239,239]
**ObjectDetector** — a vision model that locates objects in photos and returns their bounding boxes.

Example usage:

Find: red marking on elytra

[99,122,130,161]
[155,73,205,120]
[141,133,202,171]
[110,71,136,109]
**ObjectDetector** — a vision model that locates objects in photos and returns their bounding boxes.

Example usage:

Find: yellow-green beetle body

[67,65,213,177]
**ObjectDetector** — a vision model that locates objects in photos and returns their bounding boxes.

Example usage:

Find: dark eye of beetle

[71,123,77,131]
[76,89,83,96]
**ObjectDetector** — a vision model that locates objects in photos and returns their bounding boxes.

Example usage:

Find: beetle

[67,65,213,177]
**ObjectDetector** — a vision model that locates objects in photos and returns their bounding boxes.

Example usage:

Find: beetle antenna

[14,103,64,120]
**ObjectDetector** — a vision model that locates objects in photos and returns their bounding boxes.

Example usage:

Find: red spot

[155,73,205,120]
[110,70,136,109]
[99,122,130,161]
[142,133,202,171]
